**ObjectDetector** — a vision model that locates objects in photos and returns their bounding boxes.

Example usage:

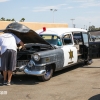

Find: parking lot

[0,59,100,100]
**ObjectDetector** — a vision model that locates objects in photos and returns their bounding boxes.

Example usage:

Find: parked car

[1,22,99,81]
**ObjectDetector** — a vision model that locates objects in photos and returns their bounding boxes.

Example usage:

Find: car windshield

[40,35,62,46]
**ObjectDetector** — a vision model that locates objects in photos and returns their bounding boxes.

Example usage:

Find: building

[0,21,68,31]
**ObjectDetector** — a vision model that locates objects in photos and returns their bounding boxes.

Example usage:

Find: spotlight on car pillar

[43,27,46,32]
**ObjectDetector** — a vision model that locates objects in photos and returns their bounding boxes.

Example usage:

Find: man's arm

[12,34,25,50]
[19,41,26,50]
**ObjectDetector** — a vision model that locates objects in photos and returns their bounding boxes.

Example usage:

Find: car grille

[16,60,29,67]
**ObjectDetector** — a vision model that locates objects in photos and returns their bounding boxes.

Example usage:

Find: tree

[88,25,95,31]
[11,18,15,21]
[0,17,5,21]
[95,27,100,31]
[0,17,15,21]
[20,18,25,22]
[6,19,11,21]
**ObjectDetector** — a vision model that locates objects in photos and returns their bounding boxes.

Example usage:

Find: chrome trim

[19,65,26,71]
[28,60,46,67]
[28,60,34,67]
[24,67,46,76]
[35,63,47,67]
[39,54,56,59]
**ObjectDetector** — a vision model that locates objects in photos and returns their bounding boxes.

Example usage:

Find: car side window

[63,34,72,45]
[73,32,82,45]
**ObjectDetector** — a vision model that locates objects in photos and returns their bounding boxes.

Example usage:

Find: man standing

[0,31,25,86]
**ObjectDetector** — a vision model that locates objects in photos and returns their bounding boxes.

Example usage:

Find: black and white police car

[0,22,100,81]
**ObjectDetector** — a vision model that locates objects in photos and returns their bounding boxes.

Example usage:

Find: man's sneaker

[3,80,7,85]
[7,81,11,86]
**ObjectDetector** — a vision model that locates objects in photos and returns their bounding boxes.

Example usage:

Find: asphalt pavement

[0,59,100,100]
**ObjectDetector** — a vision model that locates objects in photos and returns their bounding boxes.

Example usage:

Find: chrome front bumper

[17,60,46,76]
[24,67,46,76]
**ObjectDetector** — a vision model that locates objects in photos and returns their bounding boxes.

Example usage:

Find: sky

[0,0,100,29]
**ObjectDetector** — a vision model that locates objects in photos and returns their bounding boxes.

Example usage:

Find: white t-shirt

[0,33,21,54]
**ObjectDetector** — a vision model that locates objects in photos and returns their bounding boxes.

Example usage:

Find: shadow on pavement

[0,62,84,85]
[88,94,100,100]
[0,74,40,86]
[12,74,40,85]
[82,66,100,68]
[53,62,84,77]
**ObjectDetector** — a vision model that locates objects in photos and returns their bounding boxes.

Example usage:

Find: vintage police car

[0,22,99,81]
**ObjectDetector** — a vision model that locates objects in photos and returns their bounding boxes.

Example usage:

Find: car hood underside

[3,22,53,48]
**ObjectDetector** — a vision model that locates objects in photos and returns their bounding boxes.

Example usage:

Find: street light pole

[50,9,57,23]
[70,19,75,28]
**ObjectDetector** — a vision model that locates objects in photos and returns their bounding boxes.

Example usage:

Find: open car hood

[3,22,53,48]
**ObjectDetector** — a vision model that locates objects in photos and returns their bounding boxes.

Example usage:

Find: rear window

[73,33,81,36]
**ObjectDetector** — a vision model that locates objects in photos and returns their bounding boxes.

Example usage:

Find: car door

[89,41,100,59]
[83,32,100,59]
[81,32,89,60]
[61,33,77,67]
[85,30,100,58]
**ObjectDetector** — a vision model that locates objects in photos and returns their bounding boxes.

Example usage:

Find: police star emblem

[69,50,73,60]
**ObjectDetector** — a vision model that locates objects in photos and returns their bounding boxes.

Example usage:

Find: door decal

[68,50,74,64]
[69,50,73,59]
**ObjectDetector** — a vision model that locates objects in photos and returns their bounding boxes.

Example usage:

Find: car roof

[36,28,87,37]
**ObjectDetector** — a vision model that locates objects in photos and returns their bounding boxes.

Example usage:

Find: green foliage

[0,17,15,21]
[0,17,5,21]
[11,18,15,21]
[0,17,25,22]
[6,19,11,21]
[89,25,95,31]
[20,18,25,22]
[89,25,100,31]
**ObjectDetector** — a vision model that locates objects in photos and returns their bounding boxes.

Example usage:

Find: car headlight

[33,54,40,61]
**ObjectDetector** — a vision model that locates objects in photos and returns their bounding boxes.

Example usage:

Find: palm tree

[20,18,25,22]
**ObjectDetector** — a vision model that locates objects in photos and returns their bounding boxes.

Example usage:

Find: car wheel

[38,65,54,81]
